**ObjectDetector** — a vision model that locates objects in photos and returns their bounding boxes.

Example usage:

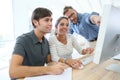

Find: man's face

[36,16,52,34]
[64,9,78,24]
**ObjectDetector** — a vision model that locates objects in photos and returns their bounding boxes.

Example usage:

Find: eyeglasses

[68,13,75,19]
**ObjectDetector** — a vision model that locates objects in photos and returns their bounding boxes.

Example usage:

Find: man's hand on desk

[47,62,68,75]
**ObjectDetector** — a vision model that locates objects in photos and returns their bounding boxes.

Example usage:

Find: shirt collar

[77,13,82,23]
[30,30,45,44]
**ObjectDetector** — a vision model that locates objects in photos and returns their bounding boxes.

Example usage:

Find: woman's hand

[82,47,94,55]
[65,59,82,69]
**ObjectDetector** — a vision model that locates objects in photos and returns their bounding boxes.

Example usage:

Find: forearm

[9,65,51,78]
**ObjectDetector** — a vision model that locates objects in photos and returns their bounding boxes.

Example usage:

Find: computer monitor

[93,4,120,64]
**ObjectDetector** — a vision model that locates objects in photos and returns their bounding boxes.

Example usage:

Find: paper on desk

[112,53,120,60]
[24,67,72,80]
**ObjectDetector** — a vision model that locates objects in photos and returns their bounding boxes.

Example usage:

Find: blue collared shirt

[68,12,99,41]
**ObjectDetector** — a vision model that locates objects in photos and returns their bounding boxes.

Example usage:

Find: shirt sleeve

[85,12,99,25]
[71,35,82,54]
[12,36,26,57]
[48,36,60,62]
[71,34,90,54]
[72,33,90,49]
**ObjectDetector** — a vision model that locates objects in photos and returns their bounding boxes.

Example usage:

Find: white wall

[13,0,119,39]
[12,0,64,38]
[0,0,14,41]
[12,0,101,38]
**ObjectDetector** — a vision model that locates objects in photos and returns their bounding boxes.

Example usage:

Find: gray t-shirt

[13,30,50,66]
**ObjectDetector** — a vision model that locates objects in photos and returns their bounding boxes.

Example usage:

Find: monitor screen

[93,4,120,64]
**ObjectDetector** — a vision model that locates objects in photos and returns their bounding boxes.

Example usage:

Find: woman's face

[56,18,69,35]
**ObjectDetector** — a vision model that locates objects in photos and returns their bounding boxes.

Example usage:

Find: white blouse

[48,34,89,62]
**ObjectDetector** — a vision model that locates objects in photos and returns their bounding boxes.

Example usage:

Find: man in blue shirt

[63,6,101,41]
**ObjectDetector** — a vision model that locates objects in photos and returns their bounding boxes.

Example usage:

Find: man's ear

[32,20,38,26]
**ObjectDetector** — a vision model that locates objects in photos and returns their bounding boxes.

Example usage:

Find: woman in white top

[49,16,93,69]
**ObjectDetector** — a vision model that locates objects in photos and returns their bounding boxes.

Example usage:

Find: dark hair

[55,16,68,27]
[31,7,52,27]
[63,6,73,15]
[55,16,68,35]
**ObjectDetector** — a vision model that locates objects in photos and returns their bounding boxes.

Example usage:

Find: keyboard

[80,56,93,65]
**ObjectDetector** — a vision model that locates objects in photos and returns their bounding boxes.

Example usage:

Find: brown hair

[63,6,73,15]
[55,16,68,27]
[31,7,52,28]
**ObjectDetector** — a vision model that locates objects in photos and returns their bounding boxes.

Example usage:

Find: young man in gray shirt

[9,7,67,79]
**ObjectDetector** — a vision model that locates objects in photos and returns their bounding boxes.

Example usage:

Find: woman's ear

[55,26,58,34]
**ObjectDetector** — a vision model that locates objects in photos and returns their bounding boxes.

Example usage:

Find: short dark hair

[31,7,52,27]
[63,6,73,15]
